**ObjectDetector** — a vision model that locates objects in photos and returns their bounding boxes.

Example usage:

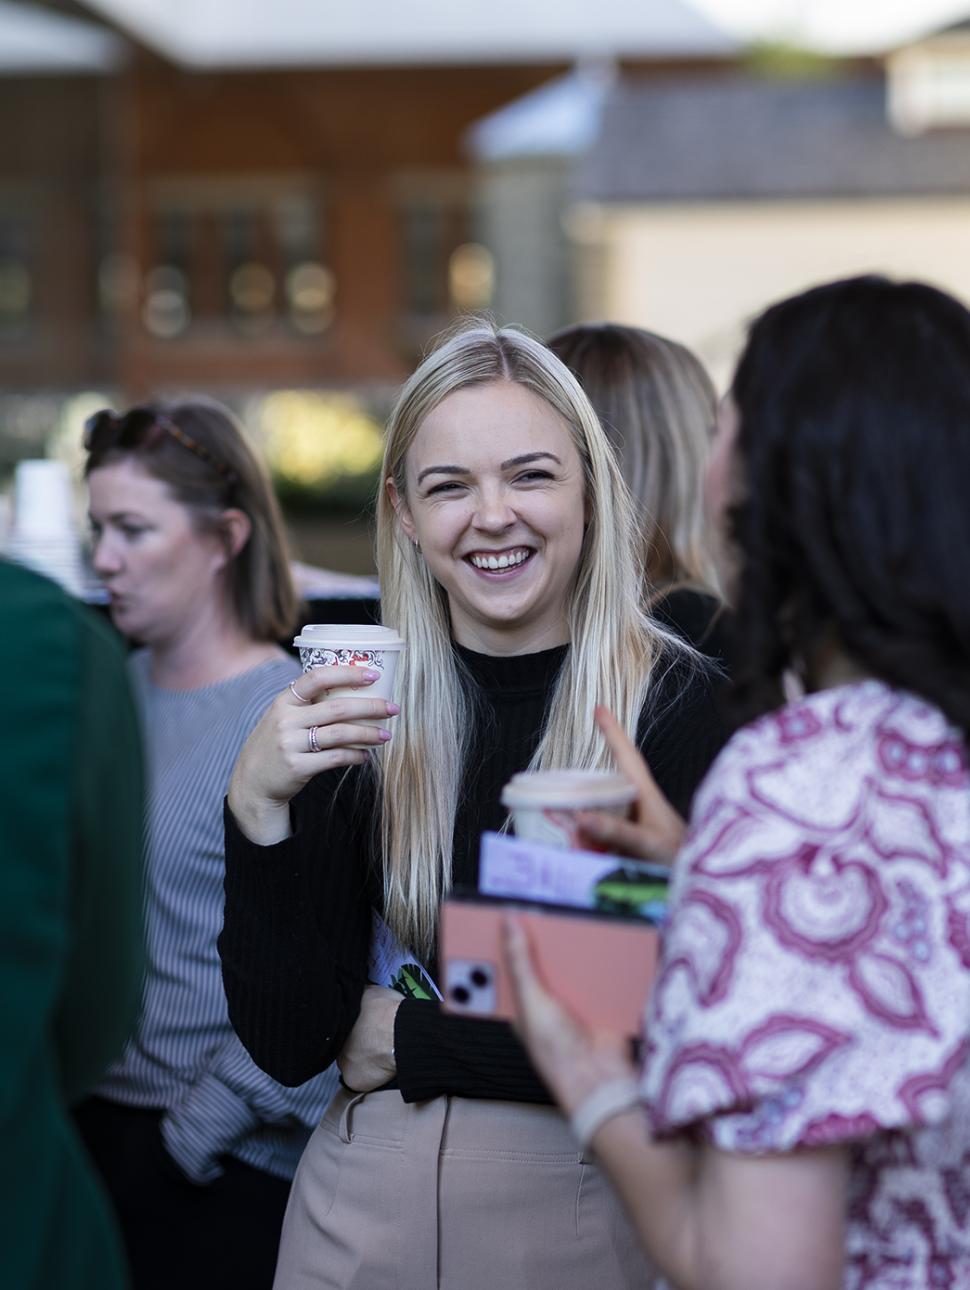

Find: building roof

[466,65,615,162]
[932,16,970,37]
[576,75,970,203]
[77,0,737,68]
[0,0,122,74]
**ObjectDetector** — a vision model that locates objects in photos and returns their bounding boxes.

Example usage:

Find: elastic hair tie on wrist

[569,1077,642,1151]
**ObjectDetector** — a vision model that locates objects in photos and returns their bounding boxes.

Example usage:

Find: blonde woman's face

[389,379,587,655]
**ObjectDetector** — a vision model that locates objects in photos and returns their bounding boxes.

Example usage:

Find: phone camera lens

[470,967,491,988]
[451,985,471,1005]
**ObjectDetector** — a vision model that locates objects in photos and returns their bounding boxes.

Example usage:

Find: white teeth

[469,548,530,571]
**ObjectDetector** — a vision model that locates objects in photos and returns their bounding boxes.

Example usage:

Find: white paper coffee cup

[501,770,636,850]
[293,624,405,748]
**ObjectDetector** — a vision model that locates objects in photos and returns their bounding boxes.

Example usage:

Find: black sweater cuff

[394,999,551,1104]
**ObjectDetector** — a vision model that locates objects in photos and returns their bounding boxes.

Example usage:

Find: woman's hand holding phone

[502,917,635,1118]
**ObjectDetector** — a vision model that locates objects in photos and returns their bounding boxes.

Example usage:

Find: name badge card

[478,832,669,924]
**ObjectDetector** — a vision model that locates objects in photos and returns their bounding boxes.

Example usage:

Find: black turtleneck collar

[453,641,569,695]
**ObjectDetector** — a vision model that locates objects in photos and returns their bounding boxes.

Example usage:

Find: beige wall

[574,198,970,388]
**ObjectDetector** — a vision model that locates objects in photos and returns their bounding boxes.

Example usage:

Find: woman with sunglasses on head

[219,322,729,1289]
[73,399,339,1290]
[507,276,970,1290]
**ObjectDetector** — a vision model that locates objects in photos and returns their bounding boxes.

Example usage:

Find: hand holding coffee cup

[574,707,686,864]
[293,624,405,749]
[501,770,637,851]
[228,624,404,846]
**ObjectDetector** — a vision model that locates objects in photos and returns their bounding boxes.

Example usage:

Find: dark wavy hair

[729,274,970,740]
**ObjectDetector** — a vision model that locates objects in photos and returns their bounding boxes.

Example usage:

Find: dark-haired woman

[509,276,970,1290]
[73,399,338,1290]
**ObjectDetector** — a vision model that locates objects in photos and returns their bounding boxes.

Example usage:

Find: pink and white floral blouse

[641,681,970,1289]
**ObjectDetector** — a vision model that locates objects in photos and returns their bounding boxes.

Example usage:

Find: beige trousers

[273,1087,654,1290]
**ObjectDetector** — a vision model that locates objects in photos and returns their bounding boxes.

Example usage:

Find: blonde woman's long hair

[546,322,722,600]
[375,321,679,956]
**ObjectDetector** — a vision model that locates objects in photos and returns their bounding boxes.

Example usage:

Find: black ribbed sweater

[220,642,727,1103]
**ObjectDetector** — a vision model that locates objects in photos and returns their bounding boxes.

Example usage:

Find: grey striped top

[96,649,339,1183]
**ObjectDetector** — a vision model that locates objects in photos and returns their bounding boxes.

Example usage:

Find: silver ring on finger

[290,679,311,704]
[307,725,322,754]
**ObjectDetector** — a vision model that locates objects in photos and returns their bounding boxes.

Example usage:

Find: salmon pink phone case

[440,897,660,1036]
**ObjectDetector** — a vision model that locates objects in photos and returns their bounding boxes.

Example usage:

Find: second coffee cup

[500,769,636,850]
[293,623,405,749]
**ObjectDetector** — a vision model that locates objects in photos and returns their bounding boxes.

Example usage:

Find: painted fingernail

[362,670,381,681]
[379,728,392,741]
[386,702,401,716]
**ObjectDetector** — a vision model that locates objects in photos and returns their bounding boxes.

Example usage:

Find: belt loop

[338,1090,368,1144]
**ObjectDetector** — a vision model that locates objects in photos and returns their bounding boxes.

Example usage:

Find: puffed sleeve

[640,685,970,1155]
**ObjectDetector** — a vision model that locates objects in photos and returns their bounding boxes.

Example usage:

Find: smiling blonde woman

[220,322,728,1290]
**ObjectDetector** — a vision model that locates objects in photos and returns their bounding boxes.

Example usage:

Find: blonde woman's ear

[386,476,418,544]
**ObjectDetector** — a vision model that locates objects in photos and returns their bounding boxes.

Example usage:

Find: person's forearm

[588,1115,846,1290]
[220,870,365,1085]
[162,1044,340,1181]
[394,1004,551,1103]
[589,1109,701,1290]
[226,786,292,845]
[206,1031,339,1128]
[221,797,370,1084]
[539,1025,702,1283]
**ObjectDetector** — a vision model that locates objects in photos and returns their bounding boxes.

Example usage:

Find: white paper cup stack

[4,460,85,596]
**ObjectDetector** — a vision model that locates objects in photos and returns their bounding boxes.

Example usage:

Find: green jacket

[0,561,145,1290]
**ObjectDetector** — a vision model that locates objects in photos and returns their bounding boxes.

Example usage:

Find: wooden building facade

[0,1,736,402]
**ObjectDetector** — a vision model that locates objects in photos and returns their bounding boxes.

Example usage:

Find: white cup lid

[293,623,405,650]
[501,769,636,810]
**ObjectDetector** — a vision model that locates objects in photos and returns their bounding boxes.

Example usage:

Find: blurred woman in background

[546,323,730,664]
[75,398,338,1290]
[511,277,970,1290]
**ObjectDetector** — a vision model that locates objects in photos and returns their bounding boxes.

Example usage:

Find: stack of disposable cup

[4,459,86,597]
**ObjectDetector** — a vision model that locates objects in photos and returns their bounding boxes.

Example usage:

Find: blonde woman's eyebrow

[500,452,562,470]
[417,464,469,485]
[416,451,562,486]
